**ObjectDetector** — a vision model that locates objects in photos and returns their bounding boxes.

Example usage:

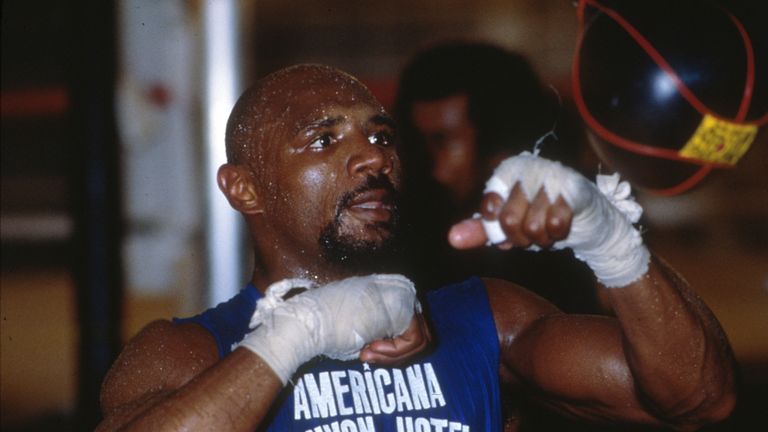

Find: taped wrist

[482,151,650,288]
[236,274,419,384]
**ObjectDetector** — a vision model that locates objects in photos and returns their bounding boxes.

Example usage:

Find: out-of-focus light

[203,0,243,307]
[652,70,677,100]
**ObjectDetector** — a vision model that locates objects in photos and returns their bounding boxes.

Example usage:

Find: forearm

[99,349,282,432]
[607,256,736,424]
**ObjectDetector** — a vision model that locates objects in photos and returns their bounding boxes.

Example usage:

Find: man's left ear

[217,163,264,214]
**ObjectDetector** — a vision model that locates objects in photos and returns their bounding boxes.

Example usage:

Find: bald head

[219,64,402,283]
[225,64,383,165]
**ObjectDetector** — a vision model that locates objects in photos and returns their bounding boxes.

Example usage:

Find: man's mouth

[345,189,394,223]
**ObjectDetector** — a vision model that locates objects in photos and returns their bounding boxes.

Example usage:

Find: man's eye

[308,134,334,150]
[369,131,394,147]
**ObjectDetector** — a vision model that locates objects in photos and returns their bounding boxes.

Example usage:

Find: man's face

[410,93,480,206]
[255,70,403,267]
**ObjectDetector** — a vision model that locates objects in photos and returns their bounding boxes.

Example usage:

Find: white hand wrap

[236,274,419,384]
[482,151,650,288]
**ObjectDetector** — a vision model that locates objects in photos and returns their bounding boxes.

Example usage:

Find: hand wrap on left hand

[482,151,650,288]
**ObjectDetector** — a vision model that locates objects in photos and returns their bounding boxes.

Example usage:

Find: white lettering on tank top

[294,362,469,431]
[306,416,375,432]
[395,416,470,432]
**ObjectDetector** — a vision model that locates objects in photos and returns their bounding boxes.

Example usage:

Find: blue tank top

[175,277,502,431]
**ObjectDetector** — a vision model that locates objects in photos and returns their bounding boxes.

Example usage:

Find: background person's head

[395,41,561,211]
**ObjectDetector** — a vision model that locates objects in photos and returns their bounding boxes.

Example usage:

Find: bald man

[97,64,736,431]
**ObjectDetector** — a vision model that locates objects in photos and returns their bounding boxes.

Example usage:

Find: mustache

[336,174,398,215]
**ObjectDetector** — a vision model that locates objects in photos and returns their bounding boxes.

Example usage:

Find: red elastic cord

[730,13,755,123]
[580,0,720,120]
[572,0,725,194]
[571,4,726,167]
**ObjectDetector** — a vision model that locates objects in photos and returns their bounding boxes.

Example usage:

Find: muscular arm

[451,154,736,429]
[488,256,736,429]
[97,312,428,430]
[97,320,283,431]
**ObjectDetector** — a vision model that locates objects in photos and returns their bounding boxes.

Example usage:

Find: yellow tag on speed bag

[680,114,757,165]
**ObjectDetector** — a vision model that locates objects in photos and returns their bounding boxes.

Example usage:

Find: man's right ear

[217,163,264,215]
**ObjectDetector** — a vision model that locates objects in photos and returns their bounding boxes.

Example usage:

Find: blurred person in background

[395,42,600,315]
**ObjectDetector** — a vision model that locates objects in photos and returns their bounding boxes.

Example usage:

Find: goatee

[319,174,403,273]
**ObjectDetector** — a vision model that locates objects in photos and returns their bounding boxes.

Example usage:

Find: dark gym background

[2,1,765,430]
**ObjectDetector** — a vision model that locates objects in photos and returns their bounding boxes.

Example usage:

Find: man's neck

[250,259,358,293]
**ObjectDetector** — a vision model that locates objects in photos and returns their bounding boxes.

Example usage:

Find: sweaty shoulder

[100,319,219,415]
[481,277,562,352]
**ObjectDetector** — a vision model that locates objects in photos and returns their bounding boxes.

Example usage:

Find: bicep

[504,313,665,426]
[99,319,219,417]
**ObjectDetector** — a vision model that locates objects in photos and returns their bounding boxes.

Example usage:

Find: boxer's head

[219,65,403,278]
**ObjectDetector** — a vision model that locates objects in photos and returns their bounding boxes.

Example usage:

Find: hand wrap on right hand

[237,274,419,384]
[482,152,650,288]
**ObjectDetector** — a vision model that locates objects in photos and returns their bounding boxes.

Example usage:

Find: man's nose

[347,136,393,177]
